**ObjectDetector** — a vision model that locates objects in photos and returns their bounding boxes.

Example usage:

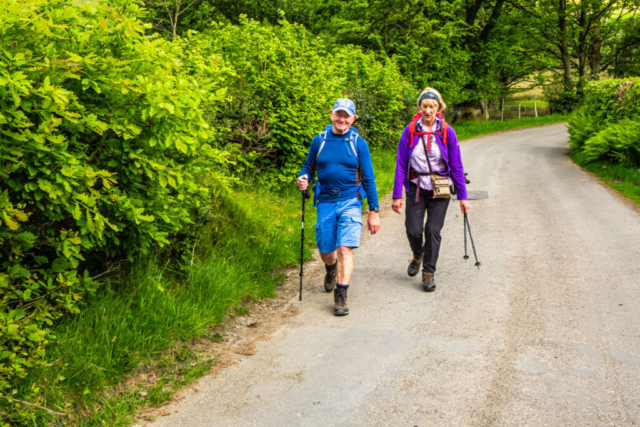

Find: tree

[509,0,640,95]
[146,0,202,39]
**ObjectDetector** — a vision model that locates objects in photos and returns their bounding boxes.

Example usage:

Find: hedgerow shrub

[567,106,599,152]
[582,120,640,167]
[568,79,640,167]
[201,19,343,182]
[0,0,231,400]
[334,50,415,146]
[200,18,414,183]
[580,78,640,123]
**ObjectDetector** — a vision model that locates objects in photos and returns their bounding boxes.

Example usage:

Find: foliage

[568,78,640,169]
[567,107,598,152]
[579,78,640,124]
[199,18,414,183]
[306,0,474,103]
[608,16,640,79]
[544,83,581,114]
[0,0,231,409]
[582,120,640,167]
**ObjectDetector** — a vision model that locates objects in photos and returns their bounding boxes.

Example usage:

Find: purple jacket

[392,122,468,200]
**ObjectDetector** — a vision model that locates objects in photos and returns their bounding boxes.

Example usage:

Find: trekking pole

[464,213,481,269]
[463,214,469,260]
[463,172,470,261]
[299,188,311,301]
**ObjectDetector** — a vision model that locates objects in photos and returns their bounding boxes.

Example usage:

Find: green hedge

[580,78,640,123]
[200,18,415,184]
[0,0,233,399]
[568,79,640,167]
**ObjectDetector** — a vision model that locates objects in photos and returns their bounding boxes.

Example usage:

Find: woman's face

[419,99,440,123]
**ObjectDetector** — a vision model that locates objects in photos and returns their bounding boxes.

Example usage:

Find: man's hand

[297,175,308,191]
[367,211,380,235]
[391,198,403,215]
[460,200,470,214]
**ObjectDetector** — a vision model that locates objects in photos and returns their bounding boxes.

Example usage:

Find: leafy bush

[567,106,599,152]
[0,0,231,400]
[582,119,640,167]
[568,78,640,168]
[580,78,640,123]
[199,18,414,183]
[544,83,580,114]
[333,51,415,146]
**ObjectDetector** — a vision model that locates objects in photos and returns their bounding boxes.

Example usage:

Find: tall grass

[8,116,567,425]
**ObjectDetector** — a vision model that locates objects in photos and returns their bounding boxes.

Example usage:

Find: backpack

[311,126,366,206]
[408,112,448,150]
[316,125,359,160]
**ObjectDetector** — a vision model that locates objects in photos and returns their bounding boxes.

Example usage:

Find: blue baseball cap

[332,98,356,116]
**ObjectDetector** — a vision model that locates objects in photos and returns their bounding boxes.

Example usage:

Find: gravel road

[150,124,640,426]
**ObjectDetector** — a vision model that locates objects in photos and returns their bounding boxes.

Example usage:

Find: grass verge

[4,116,568,426]
[571,151,640,207]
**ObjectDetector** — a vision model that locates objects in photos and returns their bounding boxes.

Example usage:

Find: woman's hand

[392,198,403,215]
[460,200,470,214]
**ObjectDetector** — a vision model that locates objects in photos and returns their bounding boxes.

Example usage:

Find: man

[297,98,380,316]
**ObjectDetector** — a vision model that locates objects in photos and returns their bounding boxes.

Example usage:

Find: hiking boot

[407,255,422,277]
[334,288,349,316]
[421,272,436,292]
[324,266,337,292]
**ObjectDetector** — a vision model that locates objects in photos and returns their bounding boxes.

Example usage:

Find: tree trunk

[558,0,572,91]
[479,0,506,43]
[576,8,589,95]
[590,18,603,80]
[465,0,485,26]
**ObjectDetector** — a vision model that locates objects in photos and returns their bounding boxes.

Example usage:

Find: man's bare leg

[332,246,353,316]
[320,252,338,292]
[336,246,354,284]
[320,251,337,266]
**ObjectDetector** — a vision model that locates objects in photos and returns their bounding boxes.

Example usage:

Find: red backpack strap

[434,113,448,145]
[408,112,422,148]
[442,120,448,145]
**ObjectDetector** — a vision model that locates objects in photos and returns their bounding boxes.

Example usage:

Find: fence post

[518,102,521,119]
[534,101,538,118]
[501,99,504,121]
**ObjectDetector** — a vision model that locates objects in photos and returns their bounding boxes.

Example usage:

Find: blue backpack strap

[316,125,333,160]
[349,128,358,159]
[313,181,321,207]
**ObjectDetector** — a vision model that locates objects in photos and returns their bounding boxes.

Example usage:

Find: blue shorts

[315,198,363,254]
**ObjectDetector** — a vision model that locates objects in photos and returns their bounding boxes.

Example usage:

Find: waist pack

[313,182,366,207]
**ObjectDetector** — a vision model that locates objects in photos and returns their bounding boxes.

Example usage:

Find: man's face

[330,110,357,134]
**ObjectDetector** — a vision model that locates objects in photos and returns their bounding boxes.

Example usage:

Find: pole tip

[463,255,469,260]
[475,262,481,270]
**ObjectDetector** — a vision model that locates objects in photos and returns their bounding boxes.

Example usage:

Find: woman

[391,88,469,292]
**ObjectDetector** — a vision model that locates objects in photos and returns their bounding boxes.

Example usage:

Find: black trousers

[405,183,450,273]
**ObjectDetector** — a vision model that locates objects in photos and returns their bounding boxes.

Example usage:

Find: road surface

[149,124,640,426]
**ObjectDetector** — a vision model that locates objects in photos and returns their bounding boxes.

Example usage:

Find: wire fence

[444,101,550,123]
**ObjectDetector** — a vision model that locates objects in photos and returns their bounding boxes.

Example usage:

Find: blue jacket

[298,126,379,210]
